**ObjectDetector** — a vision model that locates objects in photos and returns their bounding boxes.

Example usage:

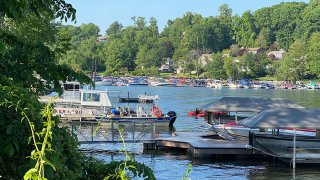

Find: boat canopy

[203,97,302,113]
[80,90,112,107]
[62,81,81,91]
[239,108,320,129]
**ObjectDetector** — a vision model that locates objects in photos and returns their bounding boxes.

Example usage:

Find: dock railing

[64,120,159,144]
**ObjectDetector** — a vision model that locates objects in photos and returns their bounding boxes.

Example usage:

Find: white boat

[240,108,320,163]
[128,82,148,86]
[115,80,128,86]
[306,81,319,90]
[95,80,113,86]
[152,82,177,86]
[250,133,320,163]
[206,80,222,89]
[96,94,177,126]
[39,82,113,119]
[128,78,148,86]
[203,97,305,140]
[227,83,238,89]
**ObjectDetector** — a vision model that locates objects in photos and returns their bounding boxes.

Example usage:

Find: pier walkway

[65,120,261,157]
[65,120,164,144]
[155,132,257,157]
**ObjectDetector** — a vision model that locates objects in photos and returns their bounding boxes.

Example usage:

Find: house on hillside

[244,47,265,55]
[96,35,108,42]
[176,66,183,74]
[222,54,230,58]
[159,58,174,73]
[267,49,285,60]
[198,53,212,67]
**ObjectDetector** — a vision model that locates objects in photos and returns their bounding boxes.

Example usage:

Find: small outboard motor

[194,108,199,115]
[167,111,177,127]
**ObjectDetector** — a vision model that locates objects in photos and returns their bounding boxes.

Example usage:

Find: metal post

[91,122,94,142]
[111,121,114,142]
[127,92,129,102]
[293,129,296,169]
[132,121,135,141]
[152,121,155,140]
[235,112,238,124]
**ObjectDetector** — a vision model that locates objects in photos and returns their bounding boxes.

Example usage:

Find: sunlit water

[81,86,320,179]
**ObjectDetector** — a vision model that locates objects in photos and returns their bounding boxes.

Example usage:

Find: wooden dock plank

[155,131,257,157]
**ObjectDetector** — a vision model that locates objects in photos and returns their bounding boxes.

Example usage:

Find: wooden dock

[119,97,153,103]
[154,132,261,157]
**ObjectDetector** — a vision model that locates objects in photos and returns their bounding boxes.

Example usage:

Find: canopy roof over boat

[80,90,112,107]
[203,97,302,113]
[239,108,320,129]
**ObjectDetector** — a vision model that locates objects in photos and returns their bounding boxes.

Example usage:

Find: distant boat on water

[128,78,148,86]
[151,78,177,87]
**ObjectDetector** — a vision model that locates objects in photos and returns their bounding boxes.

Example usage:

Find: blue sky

[66,0,309,34]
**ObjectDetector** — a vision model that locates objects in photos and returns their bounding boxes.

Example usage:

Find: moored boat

[40,88,113,119]
[95,94,177,126]
[240,108,320,163]
[306,81,319,90]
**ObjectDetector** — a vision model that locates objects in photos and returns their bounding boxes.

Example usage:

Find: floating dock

[119,97,153,103]
[152,132,263,158]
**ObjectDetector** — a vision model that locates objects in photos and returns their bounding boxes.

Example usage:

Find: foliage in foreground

[0,87,156,179]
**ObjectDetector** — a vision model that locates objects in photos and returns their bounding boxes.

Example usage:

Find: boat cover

[239,108,320,129]
[203,97,302,113]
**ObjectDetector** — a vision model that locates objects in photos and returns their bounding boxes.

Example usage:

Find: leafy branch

[182,164,192,180]
[1,98,56,180]
[93,120,156,180]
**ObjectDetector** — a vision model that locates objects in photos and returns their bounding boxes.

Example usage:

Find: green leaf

[42,157,56,170]
[23,168,38,180]
[5,144,15,157]
[6,125,14,135]
[0,42,6,55]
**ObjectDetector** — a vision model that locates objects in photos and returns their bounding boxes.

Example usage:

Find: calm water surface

[82,86,320,179]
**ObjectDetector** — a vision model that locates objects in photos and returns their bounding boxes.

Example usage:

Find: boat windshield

[83,93,100,102]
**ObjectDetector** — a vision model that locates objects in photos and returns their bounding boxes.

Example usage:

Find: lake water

[82,86,320,179]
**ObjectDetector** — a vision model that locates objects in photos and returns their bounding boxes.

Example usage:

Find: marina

[49,84,320,178]
[59,84,320,179]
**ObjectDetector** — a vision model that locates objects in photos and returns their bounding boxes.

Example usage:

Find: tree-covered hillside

[59,1,320,80]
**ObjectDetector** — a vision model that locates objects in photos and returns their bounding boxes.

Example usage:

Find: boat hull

[128,83,148,86]
[95,81,113,86]
[251,134,320,163]
[95,115,176,126]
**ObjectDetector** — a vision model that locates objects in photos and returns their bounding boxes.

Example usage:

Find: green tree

[233,11,257,48]
[255,28,271,49]
[240,53,270,78]
[276,39,307,81]
[219,4,232,19]
[223,57,239,80]
[306,32,320,78]
[0,0,91,179]
[204,52,227,79]
[254,2,307,50]
[0,0,76,22]
[295,0,320,40]
[105,37,137,74]
[105,21,123,39]
[58,23,104,73]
